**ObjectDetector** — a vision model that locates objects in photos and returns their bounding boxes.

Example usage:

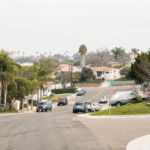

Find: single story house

[91,67,120,79]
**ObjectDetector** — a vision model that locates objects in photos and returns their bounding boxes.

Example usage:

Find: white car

[84,102,95,112]
[99,96,108,103]
[93,102,100,111]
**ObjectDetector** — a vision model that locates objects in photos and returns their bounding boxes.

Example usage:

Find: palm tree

[111,47,125,63]
[131,48,139,58]
[79,45,87,68]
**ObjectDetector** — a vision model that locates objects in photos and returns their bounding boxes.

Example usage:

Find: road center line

[88,88,105,102]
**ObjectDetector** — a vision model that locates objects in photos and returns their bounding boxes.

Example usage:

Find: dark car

[58,97,68,106]
[77,90,84,96]
[73,102,88,113]
[37,101,52,112]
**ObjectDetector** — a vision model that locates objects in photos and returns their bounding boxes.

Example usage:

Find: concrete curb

[77,114,150,119]
[126,134,150,150]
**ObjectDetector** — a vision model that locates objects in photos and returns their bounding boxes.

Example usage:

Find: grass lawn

[0,109,18,114]
[78,80,104,84]
[115,77,134,81]
[90,102,150,116]
[42,93,72,100]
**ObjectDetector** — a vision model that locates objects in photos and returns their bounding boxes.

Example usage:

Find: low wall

[76,84,100,87]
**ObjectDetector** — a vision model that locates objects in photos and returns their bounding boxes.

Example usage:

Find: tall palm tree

[131,48,139,58]
[79,45,87,68]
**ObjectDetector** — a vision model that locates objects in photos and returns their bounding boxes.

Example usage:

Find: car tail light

[90,105,91,107]
[83,103,84,106]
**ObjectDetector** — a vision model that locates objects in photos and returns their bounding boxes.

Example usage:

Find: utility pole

[0,77,1,113]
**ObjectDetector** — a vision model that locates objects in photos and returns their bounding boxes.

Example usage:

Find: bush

[50,93,55,97]
[120,67,130,78]
[128,94,142,103]
[24,104,27,108]
[80,67,93,81]
[52,87,77,94]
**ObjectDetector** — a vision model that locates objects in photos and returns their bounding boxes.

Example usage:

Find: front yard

[91,102,150,116]
[115,77,134,81]
[42,93,72,104]
[0,109,18,114]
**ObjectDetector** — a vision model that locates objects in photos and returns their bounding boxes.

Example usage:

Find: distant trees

[86,48,113,67]
[111,47,130,66]
[131,48,139,58]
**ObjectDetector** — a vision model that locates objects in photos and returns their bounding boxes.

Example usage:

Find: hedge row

[52,87,77,94]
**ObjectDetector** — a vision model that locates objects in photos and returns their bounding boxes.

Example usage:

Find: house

[58,64,82,73]
[91,67,120,79]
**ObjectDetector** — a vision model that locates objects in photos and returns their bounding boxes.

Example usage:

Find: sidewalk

[126,134,150,150]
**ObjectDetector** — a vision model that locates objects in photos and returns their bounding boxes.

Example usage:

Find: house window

[97,71,102,77]
[105,71,110,74]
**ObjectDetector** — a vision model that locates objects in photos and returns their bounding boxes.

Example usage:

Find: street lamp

[69,58,74,86]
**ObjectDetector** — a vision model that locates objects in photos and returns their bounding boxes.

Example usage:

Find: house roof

[43,81,55,88]
[91,67,119,71]
[59,64,70,67]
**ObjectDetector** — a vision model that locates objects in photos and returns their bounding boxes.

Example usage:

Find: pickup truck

[110,91,136,107]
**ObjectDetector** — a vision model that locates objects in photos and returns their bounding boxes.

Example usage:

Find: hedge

[52,87,77,94]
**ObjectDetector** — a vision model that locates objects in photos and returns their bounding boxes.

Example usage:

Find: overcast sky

[0,0,150,57]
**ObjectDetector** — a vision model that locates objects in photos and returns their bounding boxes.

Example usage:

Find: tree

[128,52,150,83]
[79,45,87,68]
[7,79,17,111]
[73,74,80,83]
[120,67,130,78]
[80,67,93,81]
[30,79,39,110]
[131,48,139,58]
[0,50,21,112]
[15,77,31,110]
[111,47,125,62]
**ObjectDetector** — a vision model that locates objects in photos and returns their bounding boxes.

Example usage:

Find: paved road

[0,85,142,150]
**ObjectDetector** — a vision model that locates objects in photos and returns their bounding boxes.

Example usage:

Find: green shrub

[24,104,27,108]
[52,87,77,94]
[120,67,130,78]
[50,93,55,97]
[129,94,142,103]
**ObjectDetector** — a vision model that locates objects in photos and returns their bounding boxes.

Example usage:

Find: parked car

[84,102,95,112]
[93,102,100,111]
[77,90,84,96]
[37,101,52,112]
[99,96,108,103]
[110,91,136,107]
[81,89,86,93]
[73,102,88,113]
[58,97,68,106]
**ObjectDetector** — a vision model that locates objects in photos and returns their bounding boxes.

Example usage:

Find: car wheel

[73,110,75,113]
[50,108,52,111]
[45,109,47,112]
[41,109,43,112]
[37,110,38,112]
[83,110,85,113]
[116,102,121,107]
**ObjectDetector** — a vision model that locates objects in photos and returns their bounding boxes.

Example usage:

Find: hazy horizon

[1,0,150,57]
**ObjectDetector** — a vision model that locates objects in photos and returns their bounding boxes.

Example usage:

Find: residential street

[0,85,148,150]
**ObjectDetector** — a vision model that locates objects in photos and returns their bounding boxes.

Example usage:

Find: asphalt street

[0,85,142,150]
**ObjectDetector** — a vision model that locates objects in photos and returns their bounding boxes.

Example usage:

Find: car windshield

[84,102,91,105]
[75,102,83,105]
[59,98,65,102]
[39,102,46,105]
